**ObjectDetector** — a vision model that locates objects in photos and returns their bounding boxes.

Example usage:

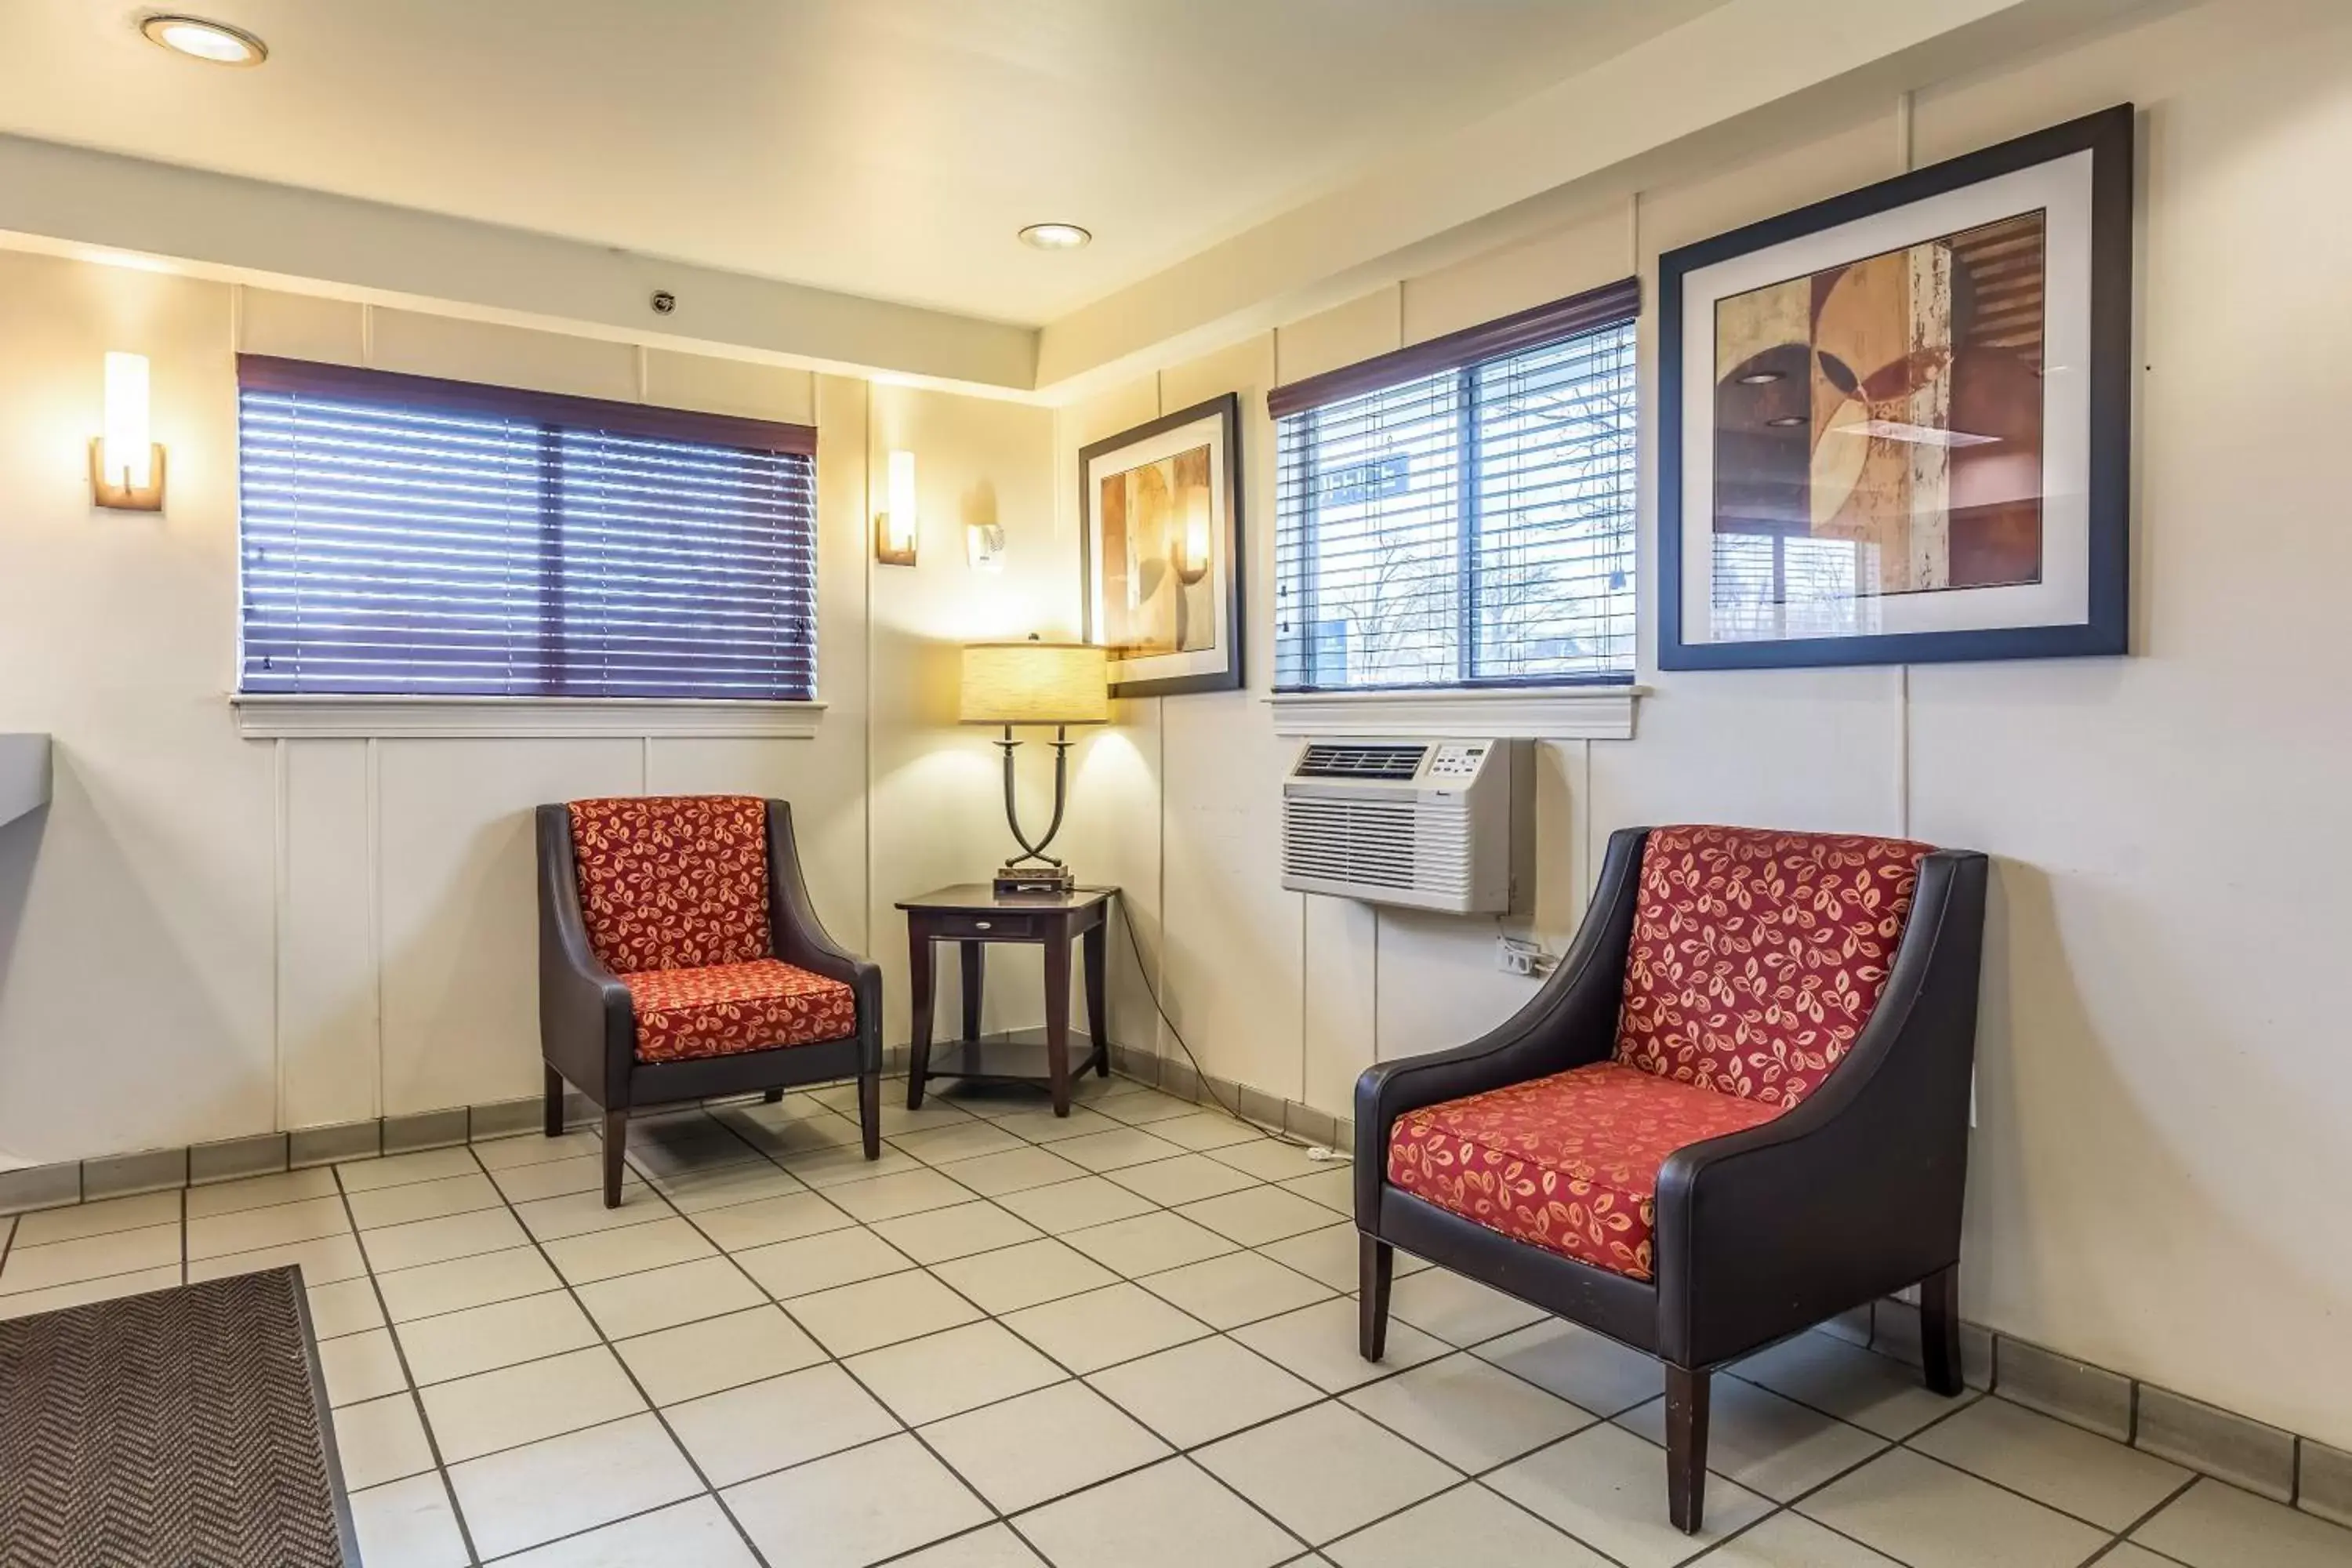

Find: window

[235,356,818,701]
[1272,279,1639,691]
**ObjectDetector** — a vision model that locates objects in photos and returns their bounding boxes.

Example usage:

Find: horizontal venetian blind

[1273,285,1638,692]
[235,358,818,700]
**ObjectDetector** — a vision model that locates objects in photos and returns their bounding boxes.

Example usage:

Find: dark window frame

[1269,278,1641,695]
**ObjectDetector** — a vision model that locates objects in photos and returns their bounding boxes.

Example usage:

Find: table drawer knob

[975,920,993,930]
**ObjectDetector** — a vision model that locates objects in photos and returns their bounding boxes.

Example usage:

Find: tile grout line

[369,1102,2324,1566]
[34,1077,2285,1568]
[830,1089,1634,1565]
[627,1091,1426,1563]
[2092,1472,2205,1566]
[695,1164,1070,1561]
[16,1088,1610,1563]
[330,1157,488,1567]
[451,1131,780,1568]
[621,1105,1080,1566]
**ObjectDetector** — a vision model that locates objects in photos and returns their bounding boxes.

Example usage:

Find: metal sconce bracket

[89,440,166,512]
[874,510,918,567]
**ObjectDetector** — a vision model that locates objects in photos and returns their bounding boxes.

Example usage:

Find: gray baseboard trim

[2136,1385,2297,1503]
[2302,1439,2352,1529]
[1817,1276,2321,1512]
[1995,1335,2136,1442]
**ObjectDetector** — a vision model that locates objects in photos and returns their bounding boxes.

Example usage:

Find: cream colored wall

[0,249,1056,1162]
[1056,0,2352,1449]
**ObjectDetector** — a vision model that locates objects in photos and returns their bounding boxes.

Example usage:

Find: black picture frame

[1078,392,1246,698]
[1658,103,2134,670]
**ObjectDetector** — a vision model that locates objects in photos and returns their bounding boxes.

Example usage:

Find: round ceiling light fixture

[140,14,268,65]
[1018,223,1092,252]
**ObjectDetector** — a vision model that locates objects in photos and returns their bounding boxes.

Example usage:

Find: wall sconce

[91,351,165,511]
[1174,486,1211,586]
[967,522,1007,572]
[874,448,918,566]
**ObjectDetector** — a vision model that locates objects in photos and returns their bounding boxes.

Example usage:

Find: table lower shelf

[917,1031,1109,1091]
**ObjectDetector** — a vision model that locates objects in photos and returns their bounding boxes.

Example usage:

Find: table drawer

[925,911,1038,941]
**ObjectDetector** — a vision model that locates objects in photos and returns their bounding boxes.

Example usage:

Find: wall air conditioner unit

[1279,739,1531,915]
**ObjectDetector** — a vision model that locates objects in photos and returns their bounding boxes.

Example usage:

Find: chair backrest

[566,796,771,975]
[1613,824,1932,1108]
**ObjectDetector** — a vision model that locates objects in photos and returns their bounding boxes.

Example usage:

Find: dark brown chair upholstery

[1355,825,1987,1533]
[538,795,881,1206]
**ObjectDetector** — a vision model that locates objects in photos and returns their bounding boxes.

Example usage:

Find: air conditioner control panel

[1426,743,1489,782]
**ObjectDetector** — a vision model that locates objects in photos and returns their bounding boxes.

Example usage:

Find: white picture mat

[1085,409,1232,682]
[1679,149,2096,644]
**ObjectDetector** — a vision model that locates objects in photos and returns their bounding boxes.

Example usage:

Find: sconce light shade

[961,641,1109,727]
[875,448,919,566]
[92,351,165,511]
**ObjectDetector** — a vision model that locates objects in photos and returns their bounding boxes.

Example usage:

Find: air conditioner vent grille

[1294,742,1427,781]
[1281,799,1417,889]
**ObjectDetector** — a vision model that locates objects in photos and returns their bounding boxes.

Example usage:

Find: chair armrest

[764,800,883,1070]
[1353,827,1650,1227]
[1651,849,1989,1367]
[535,804,637,1107]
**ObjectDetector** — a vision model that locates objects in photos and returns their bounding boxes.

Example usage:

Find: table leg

[960,942,985,1045]
[1083,920,1109,1076]
[907,924,935,1110]
[1044,925,1073,1116]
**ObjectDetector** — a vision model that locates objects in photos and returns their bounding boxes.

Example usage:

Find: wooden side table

[897,884,1116,1116]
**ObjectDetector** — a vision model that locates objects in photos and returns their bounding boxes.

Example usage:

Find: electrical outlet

[1496,935,1548,977]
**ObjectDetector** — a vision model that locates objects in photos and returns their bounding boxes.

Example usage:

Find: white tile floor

[3,1073,2348,1568]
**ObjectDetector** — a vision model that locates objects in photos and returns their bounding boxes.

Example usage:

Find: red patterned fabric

[622,960,857,1064]
[568,797,772,975]
[1613,825,1929,1108]
[1387,1062,1787,1280]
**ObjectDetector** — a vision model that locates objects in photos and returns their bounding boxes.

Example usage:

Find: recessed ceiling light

[1018,223,1092,252]
[140,14,268,65]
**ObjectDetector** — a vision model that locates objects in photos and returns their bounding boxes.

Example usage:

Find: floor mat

[0,1265,355,1567]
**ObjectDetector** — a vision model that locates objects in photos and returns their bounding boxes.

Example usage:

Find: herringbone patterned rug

[0,1266,352,1567]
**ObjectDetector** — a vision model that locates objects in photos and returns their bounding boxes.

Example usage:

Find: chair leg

[1358,1236,1393,1362]
[761,1088,785,1104]
[601,1109,628,1208]
[543,1065,564,1138]
[1921,1261,1964,1396]
[1665,1364,1711,1535]
[857,1070,882,1160]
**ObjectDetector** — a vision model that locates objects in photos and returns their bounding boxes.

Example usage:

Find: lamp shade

[961,641,1109,726]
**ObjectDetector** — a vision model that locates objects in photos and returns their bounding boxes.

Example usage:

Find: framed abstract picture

[1080,393,1244,697]
[1660,104,2133,669]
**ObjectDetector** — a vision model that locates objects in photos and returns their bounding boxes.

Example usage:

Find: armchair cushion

[1613,825,1930,1107]
[568,796,772,975]
[622,959,857,1064]
[1387,1062,1786,1281]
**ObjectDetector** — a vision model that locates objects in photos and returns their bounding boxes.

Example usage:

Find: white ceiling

[0,0,1725,326]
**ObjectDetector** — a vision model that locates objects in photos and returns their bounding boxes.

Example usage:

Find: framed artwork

[1660,103,2133,669]
[1080,393,1244,697]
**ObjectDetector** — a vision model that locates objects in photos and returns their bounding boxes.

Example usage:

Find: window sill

[1264,685,1642,741]
[230,695,827,741]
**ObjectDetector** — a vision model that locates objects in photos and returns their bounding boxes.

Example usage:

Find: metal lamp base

[993,864,1076,898]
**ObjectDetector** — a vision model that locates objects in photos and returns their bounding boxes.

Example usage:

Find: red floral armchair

[1356,825,1987,1534]
[539,796,880,1205]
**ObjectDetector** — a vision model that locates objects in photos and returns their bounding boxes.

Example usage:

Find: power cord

[1111,898,1347,1162]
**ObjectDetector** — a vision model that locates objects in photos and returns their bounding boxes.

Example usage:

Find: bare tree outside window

[1276,319,1637,691]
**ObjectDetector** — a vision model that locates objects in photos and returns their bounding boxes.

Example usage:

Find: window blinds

[1272,281,1639,692]
[235,356,818,701]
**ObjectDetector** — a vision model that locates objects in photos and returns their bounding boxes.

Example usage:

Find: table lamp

[961,637,1109,895]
